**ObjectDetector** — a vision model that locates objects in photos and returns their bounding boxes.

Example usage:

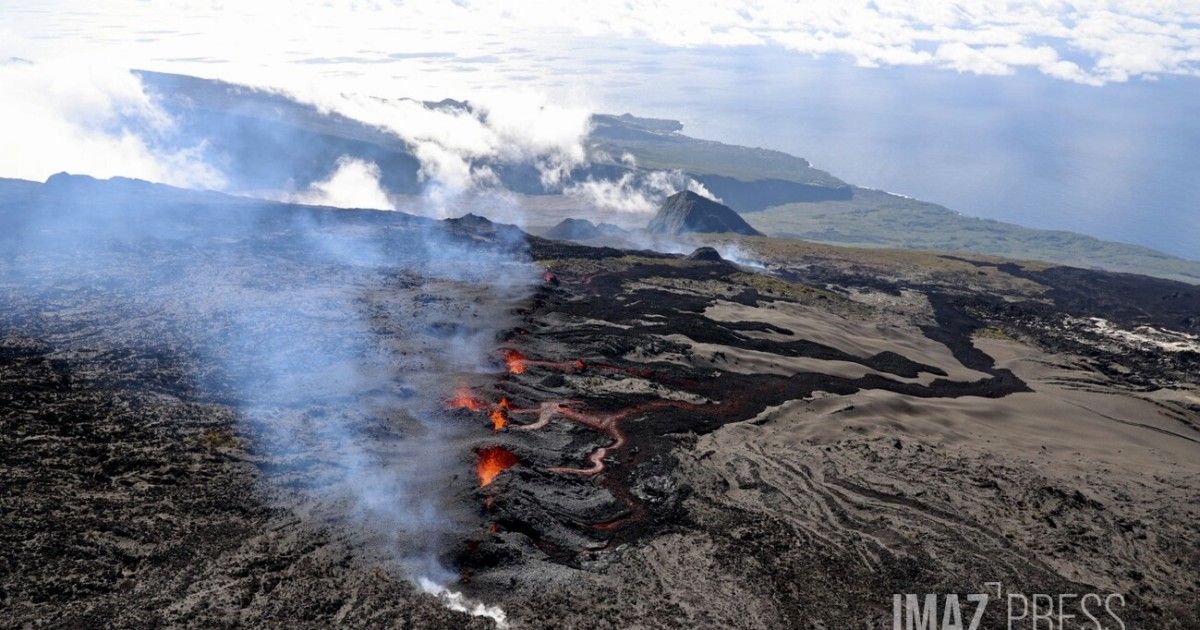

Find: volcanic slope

[0,175,529,628]
[1,176,1198,628]
[463,236,1200,629]
[647,190,763,236]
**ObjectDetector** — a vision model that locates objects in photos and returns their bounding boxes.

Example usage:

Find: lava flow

[500,349,587,375]
[490,398,510,432]
[503,349,527,374]
[509,399,699,476]
[447,388,486,411]
[476,446,518,487]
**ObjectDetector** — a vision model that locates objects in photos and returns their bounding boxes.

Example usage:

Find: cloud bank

[0,61,222,188]
[568,1,1200,85]
[7,1,1198,87]
[5,1,1199,90]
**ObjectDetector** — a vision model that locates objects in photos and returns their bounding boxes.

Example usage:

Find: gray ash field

[2,176,1199,628]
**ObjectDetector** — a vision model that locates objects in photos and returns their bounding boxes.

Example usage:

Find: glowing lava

[504,349,527,374]
[490,398,510,432]
[476,446,518,487]
[447,388,486,412]
[499,350,589,375]
[512,400,699,476]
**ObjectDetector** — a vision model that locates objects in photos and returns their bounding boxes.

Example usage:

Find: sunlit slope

[746,187,1200,283]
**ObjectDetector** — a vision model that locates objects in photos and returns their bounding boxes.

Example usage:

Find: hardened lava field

[2,176,1199,628]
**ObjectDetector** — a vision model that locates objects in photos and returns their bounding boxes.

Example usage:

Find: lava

[447,388,486,412]
[476,446,518,487]
[503,349,526,374]
[490,398,510,432]
[511,399,699,476]
[500,349,588,375]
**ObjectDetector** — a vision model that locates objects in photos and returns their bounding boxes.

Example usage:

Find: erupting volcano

[476,447,518,487]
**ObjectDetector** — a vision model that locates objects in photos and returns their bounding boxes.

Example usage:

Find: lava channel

[500,349,586,375]
[510,400,698,476]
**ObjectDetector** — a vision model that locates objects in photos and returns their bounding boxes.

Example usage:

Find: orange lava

[490,398,510,432]
[476,446,518,487]
[513,400,700,476]
[504,349,527,374]
[447,388,486,412]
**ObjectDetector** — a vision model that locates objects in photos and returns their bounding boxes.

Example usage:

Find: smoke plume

[564,153,720,214]
[287,156,395,210]
[0,63,732,626]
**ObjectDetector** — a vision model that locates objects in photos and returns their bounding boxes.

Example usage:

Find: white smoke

[288,156,394,210]
[564,153,720,213]
[419,577,509,629]
[713,242,767,269]
[0,61,222,188]
[284,87,592,200]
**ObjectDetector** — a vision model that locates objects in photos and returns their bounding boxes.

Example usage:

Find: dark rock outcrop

[544,218,629,242]
[686,246,724,262]
[647,191,762,236]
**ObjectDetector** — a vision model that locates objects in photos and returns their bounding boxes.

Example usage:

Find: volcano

[647,190,763,236]
[543,218,629,242]
[1,175,1198,628]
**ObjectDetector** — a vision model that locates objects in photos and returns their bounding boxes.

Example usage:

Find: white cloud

[0,61,223,187]
[6,1,1199,92]
[269,85,592,203]
[582,0,1200,84]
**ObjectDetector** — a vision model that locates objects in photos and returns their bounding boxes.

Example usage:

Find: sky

[2,0,1198,257]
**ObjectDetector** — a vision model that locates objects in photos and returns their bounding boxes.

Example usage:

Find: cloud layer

[574,1,1200,85]
[568,0,1200,85]
[4,1,1199,87]
[0,61,222,188]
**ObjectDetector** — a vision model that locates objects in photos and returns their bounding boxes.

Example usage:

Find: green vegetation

[974,326,1016,341]
[730,272,841,302]
[590,114,1199,284]
[590,117,845,186]
[747,188,1200,284]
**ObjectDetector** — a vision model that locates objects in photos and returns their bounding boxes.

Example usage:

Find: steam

[0,60,544,619]
[2,175,533,625]
[287,87,592,211]
[419,577,510,629]
[288,156,394,210]
[564,153,719,214]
